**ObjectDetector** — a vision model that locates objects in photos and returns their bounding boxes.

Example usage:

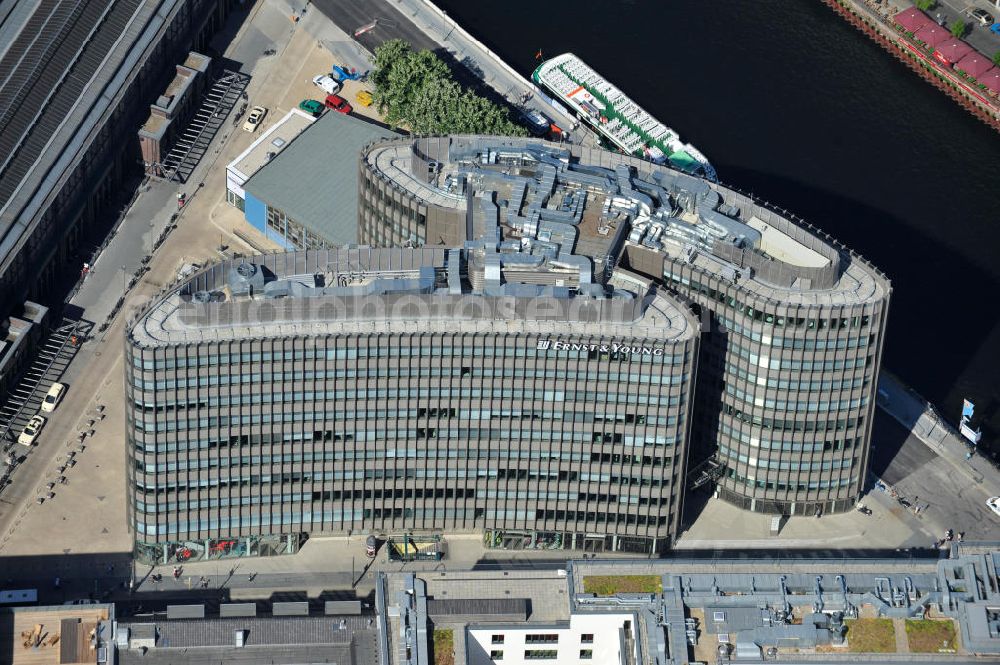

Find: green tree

[993,51,1000,67]
[370,39,526,136]
[950,19,966,38]
[914,0,935,10]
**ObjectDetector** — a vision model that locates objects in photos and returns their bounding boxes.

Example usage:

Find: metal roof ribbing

[130,616,369,648]
[0,0,142,208]
[0,0,82,125]
[243,111,398,247]
[0,1,59,88]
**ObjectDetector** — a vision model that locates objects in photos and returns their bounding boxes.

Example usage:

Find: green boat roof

[668,150,698,170]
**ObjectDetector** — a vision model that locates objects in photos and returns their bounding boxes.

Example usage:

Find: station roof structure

[0,0,152,274]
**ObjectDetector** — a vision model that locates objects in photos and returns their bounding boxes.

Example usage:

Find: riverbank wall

[820,0,1000,133]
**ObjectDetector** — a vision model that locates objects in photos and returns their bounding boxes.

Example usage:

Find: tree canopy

[370,40,527,136]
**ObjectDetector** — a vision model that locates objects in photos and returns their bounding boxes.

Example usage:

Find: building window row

[724,466,855,492]
[133,345,685,370]
[134,410,678,433]
[727,341,872,372]
[665,271,872,330]
[135,506,669,537]
[717,315,873,350]
[133,387,682,412]
[723,362,866,393]
[718,423,860,453]
[722,404,863,433]
[723,383,868,413]
[132,429,680,453]
[135,486,666,515]
[525,635,559,644]
[135,467,673,494]
[719,445,856,472]
[523,650,558,660]
[132,368,687,391]
[134,449,675,474]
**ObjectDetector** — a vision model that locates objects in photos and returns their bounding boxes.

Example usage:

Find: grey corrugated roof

[122,615,371,648]
[243,111,398,246]
[427,598,528,621]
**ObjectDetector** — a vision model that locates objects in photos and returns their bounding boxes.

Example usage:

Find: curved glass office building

[358,136,891,517]
[126,247,700,562]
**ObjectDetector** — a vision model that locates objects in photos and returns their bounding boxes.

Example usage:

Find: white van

[312,74,342,96]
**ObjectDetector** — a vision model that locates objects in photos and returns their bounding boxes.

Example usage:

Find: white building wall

[466,613,635,665]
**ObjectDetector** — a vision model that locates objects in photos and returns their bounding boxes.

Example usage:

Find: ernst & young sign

[535,339,665,356]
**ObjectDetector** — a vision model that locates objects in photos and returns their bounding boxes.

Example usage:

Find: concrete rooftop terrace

[363,135,889,307]
[128,247,699,347]
[227,109,316,183]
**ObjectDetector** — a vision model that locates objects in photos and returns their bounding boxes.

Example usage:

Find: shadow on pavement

[869,410,927,486]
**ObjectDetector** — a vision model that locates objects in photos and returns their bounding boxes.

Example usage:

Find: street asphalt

[311,0,438,53]
[921,0,1000,58]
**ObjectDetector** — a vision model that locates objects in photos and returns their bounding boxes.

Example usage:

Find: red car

[324,94,352,114]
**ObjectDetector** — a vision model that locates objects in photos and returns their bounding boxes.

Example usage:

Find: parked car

[324,94,352,114]
[988,496,1000,517]
[312,74,342,95]
[18,415,46,446]
[242,106,266,132]
[40,382,65,413]
[298,99,324,117]
[521,108,551,136]
[970,8,994,26]
[355,90,374,107]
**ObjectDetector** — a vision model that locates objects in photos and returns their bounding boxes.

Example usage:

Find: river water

[435,0,1000,443]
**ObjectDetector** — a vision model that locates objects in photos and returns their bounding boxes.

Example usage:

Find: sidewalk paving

[135,534,593,599]
[877,372,998,489]
[677,485,934,551]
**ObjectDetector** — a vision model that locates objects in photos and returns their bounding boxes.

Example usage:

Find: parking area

[898,0,1000,56]
[0,320,85,458]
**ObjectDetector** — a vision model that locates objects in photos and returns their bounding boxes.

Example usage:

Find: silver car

[970,8,994,26]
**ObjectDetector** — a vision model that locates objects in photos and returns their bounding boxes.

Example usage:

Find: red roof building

[978,67,1000,94]
[956,52,994,78]
[914,24,951,47]
[933,38,974,66]
[894,7,935,32]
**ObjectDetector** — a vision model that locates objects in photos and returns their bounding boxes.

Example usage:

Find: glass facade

[355,135,892,519]
[660,260,890,516]
[126,275,700,554]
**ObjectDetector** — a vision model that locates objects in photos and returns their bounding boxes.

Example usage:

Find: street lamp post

[121,265,127,299]
[442,10,447,40]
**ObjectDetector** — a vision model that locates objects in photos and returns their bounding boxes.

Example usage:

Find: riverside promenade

[876,371,997,488]
[820,0,1000,131]
[313,0,589,144]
